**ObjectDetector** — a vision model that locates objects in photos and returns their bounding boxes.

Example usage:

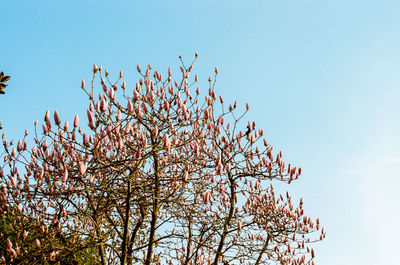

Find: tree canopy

[0,56,324,264]
[0,72,10,95]
[0,71,11,130]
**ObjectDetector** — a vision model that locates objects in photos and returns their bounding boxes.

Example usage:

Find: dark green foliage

[0,210,99,264]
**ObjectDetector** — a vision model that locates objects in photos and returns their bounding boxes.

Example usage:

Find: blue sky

[2,1,400,264]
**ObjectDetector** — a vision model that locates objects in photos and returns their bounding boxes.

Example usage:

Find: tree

[0,55,325,265]
[0,209,99,264]
[0,71,98,264]
[0,72,10,95]
[0,72,11,130]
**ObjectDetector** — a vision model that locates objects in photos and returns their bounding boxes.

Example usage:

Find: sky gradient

[2,1,400,264]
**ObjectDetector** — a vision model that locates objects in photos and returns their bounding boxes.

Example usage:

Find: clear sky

[2,1,400,264]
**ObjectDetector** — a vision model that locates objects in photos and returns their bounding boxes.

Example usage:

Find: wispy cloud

[351,156,400,265]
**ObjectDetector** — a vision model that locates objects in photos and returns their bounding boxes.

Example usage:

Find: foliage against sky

[1,1,400,264]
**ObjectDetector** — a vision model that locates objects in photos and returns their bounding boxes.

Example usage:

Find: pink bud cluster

[0,56,323,264]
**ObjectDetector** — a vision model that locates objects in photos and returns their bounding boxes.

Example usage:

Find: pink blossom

[45,110,50,122]
[100,98,108,112]
[88,175,95,184]
[6,238,12,250]
[87,110,94,124]
[127,100,133,112]
[64,120,69,131]
[17,140,23,152]
[62,168,68,183]
[73,114,79,127]
[153,125,158,137]
[49,251,58,261]
[46,117,52,131]
[54,110,61,125]
[163,134,171,151]
[23,230,29,240]
[10,176,16,188]
[238,221,243,230]
[133,89,139,101]
[108,87,114,99]
[79,162,87,175]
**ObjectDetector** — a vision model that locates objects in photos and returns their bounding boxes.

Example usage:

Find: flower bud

[100,99,107,112]
[87,110,94,124]
[79,162,87,175]
[45,110,50,122]
[6,239,12,250]
[237,221,243,230]
[54,110,61,125]
[49,251,58,261]
[153,125,158,137]
[64,120,69,131]
[163,134,171,151]
[108,87,114,99]
[23,230,29,240]
[46,118,52,131]
[73,114,79,127]
[62,168,68,183]
[127,99,133,112]
[42,124,48,134]
[17,140,23,152]
[88,175,94,184]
